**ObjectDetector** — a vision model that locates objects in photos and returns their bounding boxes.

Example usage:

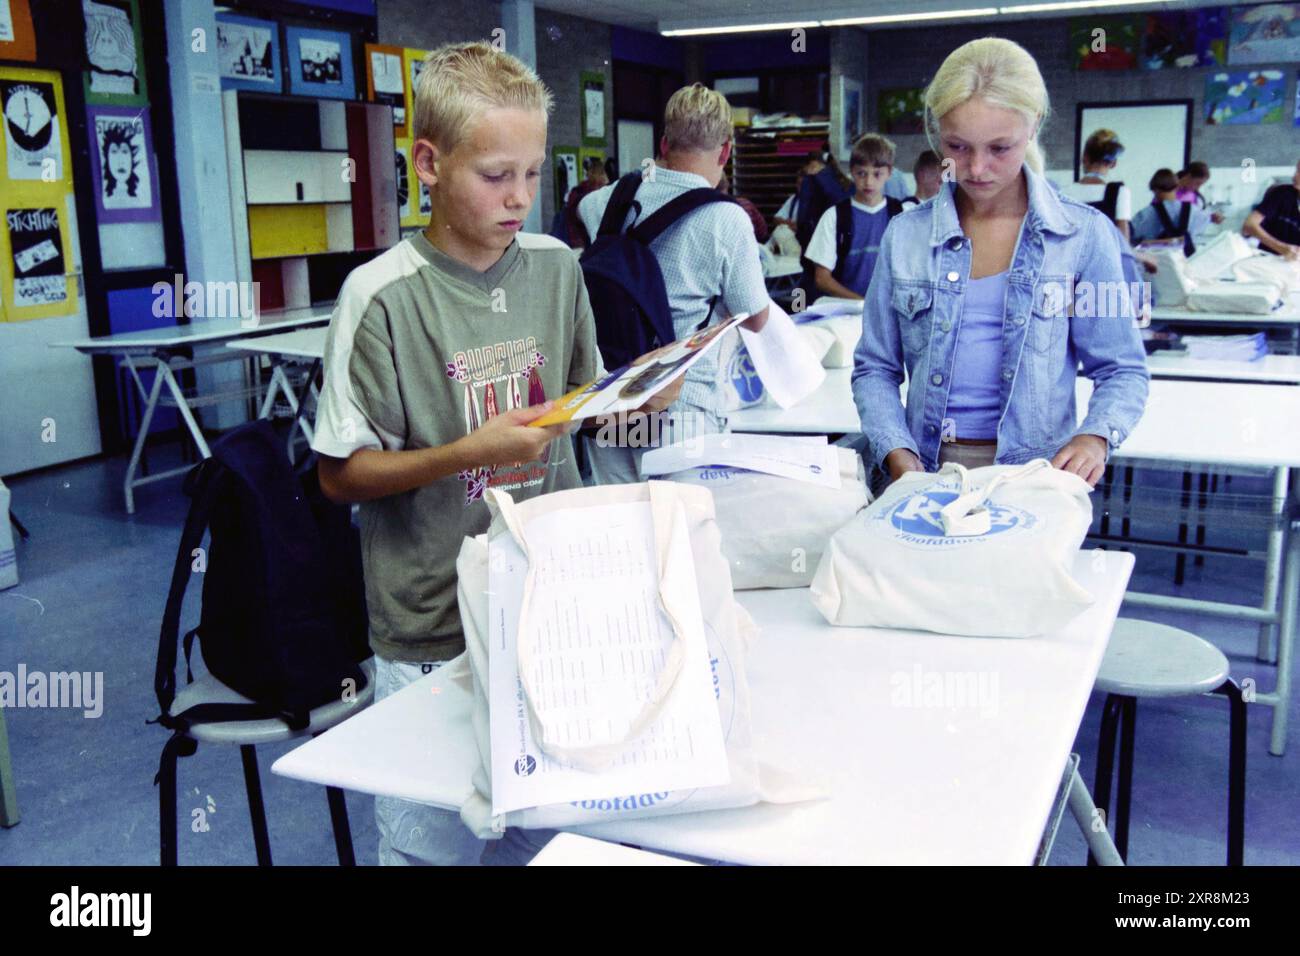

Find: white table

[1151,296,1300,353]
[227,327,330,451]
[52,306,334,512]
[528,833,699,866]
[273,552,1135,865]
[735,372,1300,754]
[1145,352,1300,384]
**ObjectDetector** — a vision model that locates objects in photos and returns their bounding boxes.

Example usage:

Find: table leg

[0,705,18,827]
[1070,768,1123,866]
[160,362,212,459]
[1257,467,1288,664]
[259,364,288,420]
[124,364,167,515]
[1268,521,1297,757]
[1175,469,1192,586]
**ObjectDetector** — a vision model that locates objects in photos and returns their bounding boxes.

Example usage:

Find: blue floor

[1,448,1296,865]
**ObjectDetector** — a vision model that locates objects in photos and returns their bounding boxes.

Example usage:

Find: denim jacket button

[1001,369,1013,380]
[931,373,943,385]
[926,424,937,435]
[946,271,959,282]
[1014,316,1025,326]
[940,320,952,332]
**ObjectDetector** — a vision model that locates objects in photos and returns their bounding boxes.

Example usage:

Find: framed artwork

[1228,3,1300,65]
[83,0,147,105]
[285,26,355,100]
[1070,15,1141,70]
[1141,8,1228,69]
[216,13,281,93]
[366,42,406,137]
[580,71,605,147]
[86,104,160,222]
[552,145,579,214]
[0,0,37,63]
[839,76,863,153]
[1075,100,1191,195]
[1204,69,1287,125]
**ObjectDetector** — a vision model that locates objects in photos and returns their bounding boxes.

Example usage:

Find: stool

[157,658,375,866]
[1089,619,1246,866]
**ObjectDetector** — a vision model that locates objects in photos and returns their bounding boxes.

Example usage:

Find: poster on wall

[366,43,406,134]
[1228,4,1300,65]
[580,71,605,147]
[1204,70,1287,124]
[1141,9,1228,68]
[87,105,159,222]
[402,48,428,144]
[216,14,279,90]
[2,79,62,181]
[7,206,66,309]
[286,26,354,100]
[1070,16,1141,70]
[0,0,36,64]
[395,141,411,221]
[83,0,146,104]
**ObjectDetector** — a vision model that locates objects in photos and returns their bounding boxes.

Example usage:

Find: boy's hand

[636,374,682,414]
[458,404,566,468]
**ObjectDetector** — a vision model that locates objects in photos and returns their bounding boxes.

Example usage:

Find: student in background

[902,150,944,207]
[577,83,770,484]
[718,170,769,243]
[312,42,674,867]
[564,155,609,249]
[773,156,824,231]
[804,133,905,301]
[1243,157,1300,260]
[853,37,1148,486]
[1176,161,1225,224]
[794,140,853,254]
[1059,129,1133,243]
[1131,167,1210,255]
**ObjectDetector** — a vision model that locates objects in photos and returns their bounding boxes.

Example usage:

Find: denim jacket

[851,165,1150,472]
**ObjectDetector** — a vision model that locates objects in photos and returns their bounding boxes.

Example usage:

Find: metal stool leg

[1175,469,1192,585]
[1212,680,1247,867]
[1088,694,1124,866]
[240,745,273,866]
[1115,696,1137,861]
[1194,472,1209,567]
[1070,767,1124,866]
[326,786,356,866]
[157,732,196,866]
[0,706,19,827]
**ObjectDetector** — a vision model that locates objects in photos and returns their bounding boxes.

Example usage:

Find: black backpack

[153,420,369,733]
[1088,181,1125,224]
[579,172,738,370]
[832,195,904,286]
[1152,199,1196,257]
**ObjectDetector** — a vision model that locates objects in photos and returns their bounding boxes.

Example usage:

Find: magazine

[529,314,748,427]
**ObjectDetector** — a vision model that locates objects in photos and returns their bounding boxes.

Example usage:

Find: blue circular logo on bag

[886,489,1030,544]
[514,755,536,776]
[729,347,764,405]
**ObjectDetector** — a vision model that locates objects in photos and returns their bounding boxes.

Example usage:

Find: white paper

[370,52,403,94]
[641,432,841,489]
[487,501,729,816]
[0,2,14,44]
[583,88,604,139]
[797,296,864,321]
[738,299,825,408]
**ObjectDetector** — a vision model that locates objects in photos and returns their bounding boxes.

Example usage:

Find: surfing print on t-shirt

[445,335,553,504]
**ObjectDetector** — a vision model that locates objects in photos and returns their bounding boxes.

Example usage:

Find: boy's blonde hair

[663,83,733,153]
[850,133,896,170]
[412,41,553,152]
[924,37,1050,174]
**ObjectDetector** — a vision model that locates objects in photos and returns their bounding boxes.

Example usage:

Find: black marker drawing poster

[7,206,67,309]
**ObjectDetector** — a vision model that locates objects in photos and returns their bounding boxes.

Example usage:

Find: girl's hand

[1051,434,1108,487]
[884,447,924,482]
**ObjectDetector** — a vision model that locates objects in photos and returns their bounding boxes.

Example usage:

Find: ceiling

[531,0,1241,35]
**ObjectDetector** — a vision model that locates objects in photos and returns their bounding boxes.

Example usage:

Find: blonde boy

[311,42,673,866]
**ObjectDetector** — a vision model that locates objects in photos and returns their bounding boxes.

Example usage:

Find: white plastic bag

[1142,245,1195,308]
[669,447,871,589]
[1185,231,1253,282]
[1187,279,1284,315]
[456,482,815,838]
[810,460,1096,637]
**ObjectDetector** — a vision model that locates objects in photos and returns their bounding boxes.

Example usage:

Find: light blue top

[945,271,1008,441]
[851,164,1150,471]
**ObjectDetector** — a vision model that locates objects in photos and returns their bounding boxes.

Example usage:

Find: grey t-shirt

[311,231,602,662]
